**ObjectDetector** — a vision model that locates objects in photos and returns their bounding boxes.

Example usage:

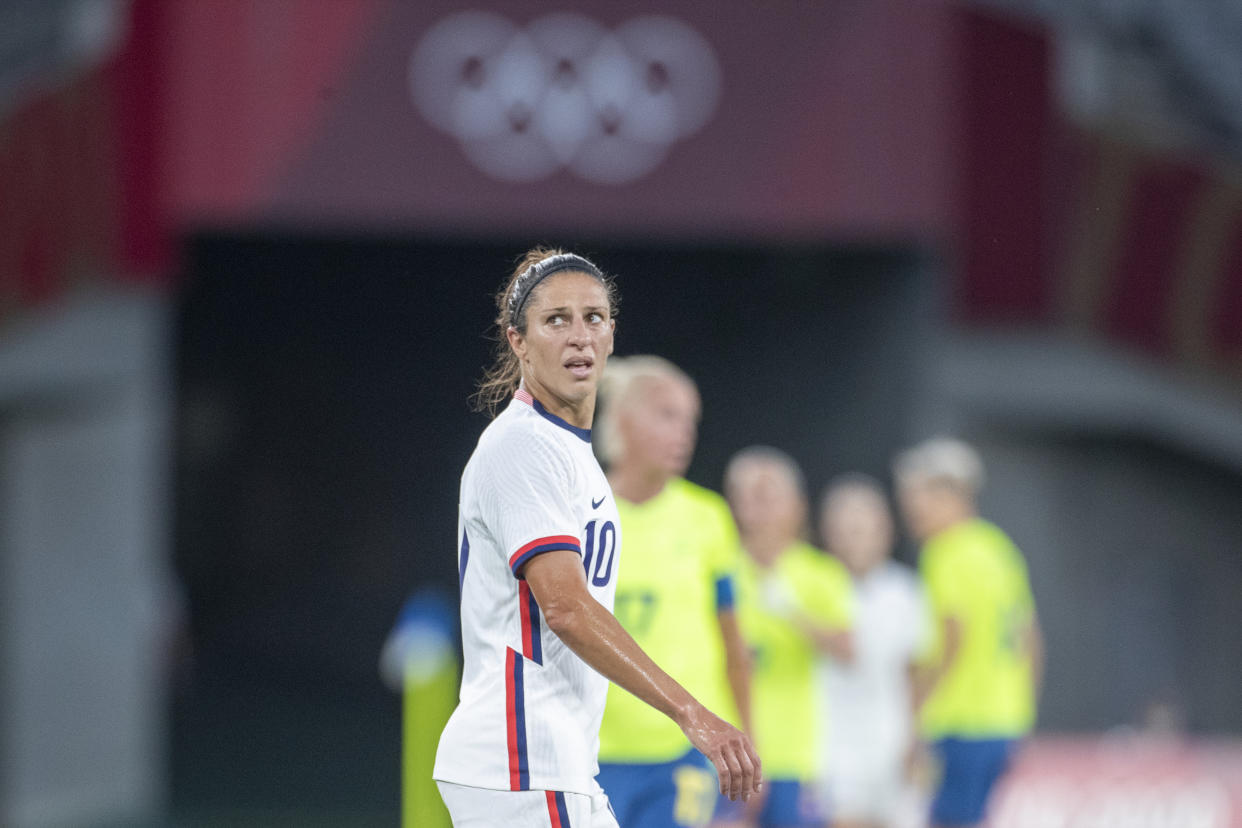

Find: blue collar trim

[528,396,592,443]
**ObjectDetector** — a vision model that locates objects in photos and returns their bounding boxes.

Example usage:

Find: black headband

[508,253,606,324]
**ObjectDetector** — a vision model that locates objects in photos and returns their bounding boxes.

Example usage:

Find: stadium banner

[992,737,1242,828]
[156,0,960,239]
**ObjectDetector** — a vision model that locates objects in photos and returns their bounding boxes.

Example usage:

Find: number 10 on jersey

[582,520,616,587]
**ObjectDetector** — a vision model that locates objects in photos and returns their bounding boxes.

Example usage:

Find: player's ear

[506,325,526,359]
[606,319,615,355]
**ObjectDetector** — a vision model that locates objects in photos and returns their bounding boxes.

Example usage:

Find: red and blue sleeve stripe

[518,581,543,664]
[509,535,581,578]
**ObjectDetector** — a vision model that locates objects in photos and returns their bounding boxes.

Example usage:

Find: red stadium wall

[3,0,1239,377]
[1051,134,1242,374]
[954,11,1056,325]
[950,10,1242,379]
[0,68,120,308]
[158,0,384,225]
[0,0,171,315]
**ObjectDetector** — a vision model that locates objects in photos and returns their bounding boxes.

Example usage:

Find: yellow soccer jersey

[918,518,1037,740]
[735,541,854,781]
[598,478,742,763]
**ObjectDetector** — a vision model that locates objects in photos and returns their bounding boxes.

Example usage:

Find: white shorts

[437,781,621,828]
[822,771,928,827]
[824,769,902,823]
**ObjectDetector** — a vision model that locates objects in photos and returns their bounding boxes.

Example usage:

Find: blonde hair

[893,437,985,496]
[724,445,807,499]
[820,472,887,515]
[724,445,810,540]
[595,355,695,464]
[471,246,619,414]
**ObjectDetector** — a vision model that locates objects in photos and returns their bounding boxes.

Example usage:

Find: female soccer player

[433,249,761,828]
[894,438,1042,828]
[715,447,853,828]
[594,356,754,828]
[817,475,928,828]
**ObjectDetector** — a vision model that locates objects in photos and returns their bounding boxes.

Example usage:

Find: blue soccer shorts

[929,737,1017,826]
[597,747,717,828]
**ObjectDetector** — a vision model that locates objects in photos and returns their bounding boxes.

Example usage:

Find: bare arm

[758,577,854,662]
[796,617,855,663]
[716,609,754,736]
[523,550,762,801]
[912,614,962,711]
[906,659,922,721]
[903,658,926,779]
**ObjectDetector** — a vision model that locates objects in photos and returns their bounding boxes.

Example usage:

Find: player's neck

[521,379,595,429]
[846,558,883,580]
[608,462,670,505]
[743,531,790,568]
[923,507,976,540]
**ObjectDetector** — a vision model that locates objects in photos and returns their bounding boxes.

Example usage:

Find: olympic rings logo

[409,11,723,184]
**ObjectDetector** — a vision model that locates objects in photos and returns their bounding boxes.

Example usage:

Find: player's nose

[567,316,590,345]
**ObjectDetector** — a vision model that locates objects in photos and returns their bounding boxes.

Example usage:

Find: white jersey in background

[434,388,622,797]
[818,560,928,822]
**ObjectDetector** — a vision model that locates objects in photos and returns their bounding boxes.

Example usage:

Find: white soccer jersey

[434,387,621,797]
[820,561,928,770]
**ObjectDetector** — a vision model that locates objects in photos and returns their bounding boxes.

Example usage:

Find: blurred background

[2,0,1242,825]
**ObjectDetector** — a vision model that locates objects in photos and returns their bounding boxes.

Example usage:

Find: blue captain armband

[715,575,736,610]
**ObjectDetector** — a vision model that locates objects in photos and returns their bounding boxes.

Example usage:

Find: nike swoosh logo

[591,495,606,509]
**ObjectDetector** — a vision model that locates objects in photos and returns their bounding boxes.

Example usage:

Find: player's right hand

[678,703,762,802]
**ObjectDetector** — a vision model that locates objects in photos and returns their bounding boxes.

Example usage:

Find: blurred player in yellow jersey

[717,447,855,828]
[595,356,755,828]
[894,438,1044,828]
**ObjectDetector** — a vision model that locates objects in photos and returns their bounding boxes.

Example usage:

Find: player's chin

[666,451,692,475]
[558,375,598,402]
